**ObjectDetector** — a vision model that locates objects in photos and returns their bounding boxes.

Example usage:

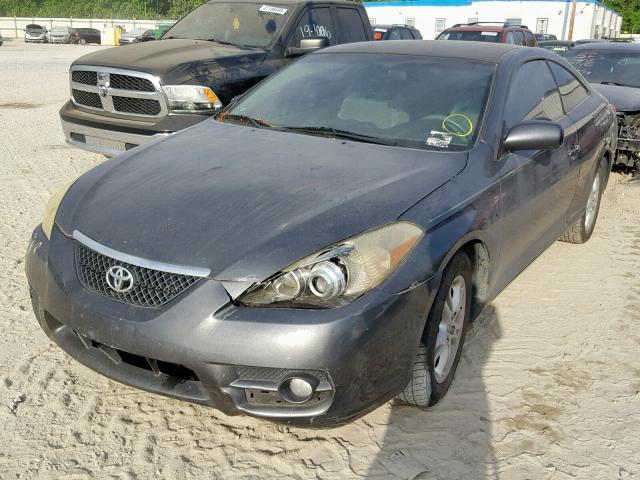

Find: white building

[364,0,622,41]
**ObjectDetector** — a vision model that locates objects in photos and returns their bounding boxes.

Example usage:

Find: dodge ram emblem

[106,266,134,293]
[97,72,109,98]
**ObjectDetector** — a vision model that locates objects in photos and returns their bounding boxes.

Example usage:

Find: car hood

[56,121,467,283]
[591,83,640,111]
[73,39,266,84]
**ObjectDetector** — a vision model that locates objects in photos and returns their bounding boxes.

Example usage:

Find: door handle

[569,144,581,156]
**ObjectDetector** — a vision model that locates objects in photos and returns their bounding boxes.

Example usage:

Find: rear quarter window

[336,8,368,43]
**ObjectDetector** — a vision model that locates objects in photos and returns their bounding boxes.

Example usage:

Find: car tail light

[373,32,383,40]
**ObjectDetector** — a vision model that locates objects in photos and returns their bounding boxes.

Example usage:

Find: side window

[547,62,590,113]
[400,28,413,40]
[290,7,336,47]
[335,8,367,43]
[513,30,526,46]
[504,60,564,130]
[388,28,402,40]
[523,30,535,46]
[506,31,516,44]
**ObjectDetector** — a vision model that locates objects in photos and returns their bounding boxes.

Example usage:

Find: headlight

[42,181,75,240]
[162,85,222,112]
[238,222,423,308]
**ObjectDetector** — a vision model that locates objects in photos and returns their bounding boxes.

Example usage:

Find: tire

[79,38,86,45]
[559,158,606,244]
[397,251,473,407]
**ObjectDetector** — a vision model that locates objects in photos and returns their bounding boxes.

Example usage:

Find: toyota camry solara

[26,41,617,426]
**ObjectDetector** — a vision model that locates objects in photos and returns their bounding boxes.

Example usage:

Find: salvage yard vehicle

[436,21,537,46]
[538,40,575,56]
[27,41,617,426]
[60,0,372,157]
[371,24,422,40]
[49,26,73,43]
[24,24,48,43]
[565,42,640,170]
[71,28,101,45]
[118,28,156,45]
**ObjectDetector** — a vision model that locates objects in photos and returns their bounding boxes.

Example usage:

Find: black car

[535,33,557,41]
[538,40,575,55]
[59,0,372,157]
[71,28,101,45]
[372,24,422,40]
[565,42,640,170]
[28,41,616,427]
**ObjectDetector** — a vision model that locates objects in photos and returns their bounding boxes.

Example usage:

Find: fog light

[278,376,318,403]
[308,261,347,298]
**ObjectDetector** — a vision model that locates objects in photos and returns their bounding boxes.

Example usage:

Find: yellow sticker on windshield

[232,17,241,30]
[442,113,474,137]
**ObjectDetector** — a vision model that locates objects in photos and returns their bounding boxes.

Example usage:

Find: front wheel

[559,159,606,244]
[397,251,472,407]
[79,38,87,45]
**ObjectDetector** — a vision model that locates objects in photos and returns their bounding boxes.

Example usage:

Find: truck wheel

[397,251,472,407]
[559,158,606,244]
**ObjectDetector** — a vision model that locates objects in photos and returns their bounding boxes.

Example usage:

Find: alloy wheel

[434,275,466,383]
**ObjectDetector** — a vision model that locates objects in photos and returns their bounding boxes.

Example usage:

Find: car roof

[572,42,640,51]
[320,39,520,62]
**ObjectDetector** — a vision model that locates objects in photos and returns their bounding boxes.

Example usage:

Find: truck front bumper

[59,100,210,157]
[25,225,438,427]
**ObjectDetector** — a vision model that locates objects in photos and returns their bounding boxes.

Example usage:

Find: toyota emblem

[106,265,134,293]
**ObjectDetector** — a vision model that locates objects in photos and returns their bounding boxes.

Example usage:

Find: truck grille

[70,66,167,119]
[72,89,102,108]
[113,96,161,115]
[75,242,200,308]
[110,74,155,92]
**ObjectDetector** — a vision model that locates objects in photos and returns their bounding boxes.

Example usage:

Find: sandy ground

[1,40,639,480]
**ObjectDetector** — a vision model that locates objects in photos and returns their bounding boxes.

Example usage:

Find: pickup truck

[60,0,372,156]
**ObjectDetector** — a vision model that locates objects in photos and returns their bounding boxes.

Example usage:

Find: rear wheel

[559,158,606,244]
[79,38,87,45]
[397,251,472,407]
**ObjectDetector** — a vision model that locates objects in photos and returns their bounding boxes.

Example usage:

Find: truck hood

[72,38,266,85]
[56,121,467,283]
[591,83,640,112]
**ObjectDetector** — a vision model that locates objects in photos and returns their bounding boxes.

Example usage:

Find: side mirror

[285,36,329,57]
[503,121,564,152]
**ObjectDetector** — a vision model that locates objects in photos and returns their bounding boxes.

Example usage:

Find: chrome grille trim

[69,65,168,120]
[73,231,211,278]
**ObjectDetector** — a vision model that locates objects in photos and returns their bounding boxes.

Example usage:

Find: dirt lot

[1,40,639,480]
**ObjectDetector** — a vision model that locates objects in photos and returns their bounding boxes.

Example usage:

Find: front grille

[110,74,155,92]
[113,96,161,115]
[75,243,200,308]
[71,70,97,85]
[72,89,102,108]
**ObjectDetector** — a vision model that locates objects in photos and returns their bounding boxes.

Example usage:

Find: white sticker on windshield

[481,31,499,36]
[259,5,288,14]
[426,131,453,148]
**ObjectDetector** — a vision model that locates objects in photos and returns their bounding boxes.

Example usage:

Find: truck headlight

[237,222,424,308]
[163,85,222,112]
[42,181,75,240]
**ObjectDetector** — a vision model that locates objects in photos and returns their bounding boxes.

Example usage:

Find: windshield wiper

[222,114,280,129]
[600,81,637,88]
[206,37,251,48]
[282,126,399,146]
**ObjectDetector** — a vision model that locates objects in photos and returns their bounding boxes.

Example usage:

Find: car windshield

[162,2,292,47]
[565,49,640,88]
[223,53,495,151]
[438,30,502,42]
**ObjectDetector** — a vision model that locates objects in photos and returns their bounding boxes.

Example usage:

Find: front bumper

[25,225,438,426]
[60,100,209,157]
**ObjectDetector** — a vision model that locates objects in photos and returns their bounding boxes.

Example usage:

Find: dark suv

[372,24,422,40]
[437,22,537,46]
[71,28,102,45]
[60,0,372,157]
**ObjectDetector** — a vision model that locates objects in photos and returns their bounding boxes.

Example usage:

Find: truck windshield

[565,49,640,89]
[162,2,292,48]
[224,53,495,151]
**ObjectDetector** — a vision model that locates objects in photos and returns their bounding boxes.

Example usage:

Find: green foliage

[604,0,640,33]
[0,0,207,19]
